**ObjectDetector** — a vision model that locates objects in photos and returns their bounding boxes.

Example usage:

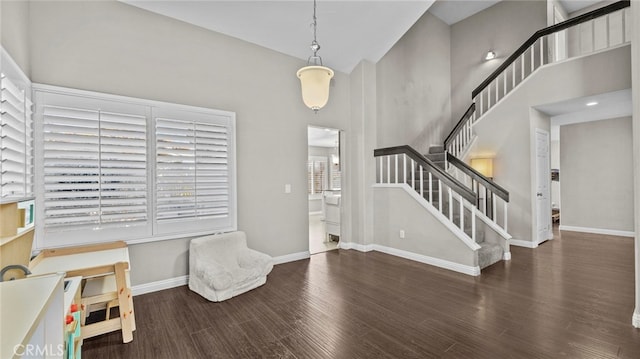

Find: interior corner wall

[375,11,451,154]
[347,60,376,247]
[629,0,640,327]
[27,0,351,286]
[560,117,633,233]
[0,0,30,75]
[450,0,546,128]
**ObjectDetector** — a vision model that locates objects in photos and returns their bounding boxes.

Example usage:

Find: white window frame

[33,84,236,249]
[308,155,328,200]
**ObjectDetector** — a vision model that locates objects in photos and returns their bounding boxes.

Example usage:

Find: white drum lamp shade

[297,65,334,111]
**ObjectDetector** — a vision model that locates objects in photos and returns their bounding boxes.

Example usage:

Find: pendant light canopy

[297,0,334,112]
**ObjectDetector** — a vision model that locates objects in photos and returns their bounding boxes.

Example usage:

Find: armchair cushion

[188,231,273,302]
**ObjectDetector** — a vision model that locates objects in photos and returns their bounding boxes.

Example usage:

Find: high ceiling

[121,0,603,74]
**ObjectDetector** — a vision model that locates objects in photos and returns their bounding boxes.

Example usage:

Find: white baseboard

[343,242,479,276]
[509,238,538,248]
[132,251,310,296]
[559,225,634,238]
[132,275,188,296]
[633,310,640,328]
[373,245,481,276]
[273,251,310,265]
[503,251,511,260]
[338,241,374,252]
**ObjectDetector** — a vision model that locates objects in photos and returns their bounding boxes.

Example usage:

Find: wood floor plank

[82,227,640,358]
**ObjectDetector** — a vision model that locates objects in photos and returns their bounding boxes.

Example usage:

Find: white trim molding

[342,242,480,276]
[338,241,374,252]
[373,244,480,276]
[132,251,310,296]
[510,238,539,248]
[273,251,310,265]
[633,309,640,328]
[503,251,512,260]
[132,275,188,296]
[559,225,634,238]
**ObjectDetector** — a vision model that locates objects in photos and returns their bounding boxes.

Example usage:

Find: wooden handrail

[446,153,509,202]
[444,103,475,148]
[472,0,630,98]
[374,145,477,204]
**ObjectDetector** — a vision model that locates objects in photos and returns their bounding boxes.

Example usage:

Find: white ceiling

[535,89,633,141]
[121,0,603,74]
[122,0,435,74]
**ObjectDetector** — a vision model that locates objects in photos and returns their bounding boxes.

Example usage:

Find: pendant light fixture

[297,0,334,113]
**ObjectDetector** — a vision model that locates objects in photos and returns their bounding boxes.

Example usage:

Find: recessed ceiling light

[586,101,598,106]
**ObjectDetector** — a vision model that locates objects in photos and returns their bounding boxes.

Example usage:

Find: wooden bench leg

[115,262,134,343]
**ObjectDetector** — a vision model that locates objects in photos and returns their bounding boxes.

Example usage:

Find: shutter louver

[42,102,147,228]
[0,74,32,198]
[156,117,230,222]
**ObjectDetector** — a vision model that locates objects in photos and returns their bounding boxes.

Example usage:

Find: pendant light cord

[308,0,322,65]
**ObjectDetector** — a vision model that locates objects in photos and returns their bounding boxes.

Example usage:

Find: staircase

[424,145,504,270]
[372,1,629,275]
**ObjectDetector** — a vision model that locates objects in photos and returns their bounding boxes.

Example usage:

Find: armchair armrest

[194,257,233,290]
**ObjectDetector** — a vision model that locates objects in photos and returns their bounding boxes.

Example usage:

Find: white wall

[472,45,631,245]
[373,187,476,268]
[376,11,451,154]
[450,1,547,127]
[560,117,633,233]
[27,0,353,285]
[346,60,377,248]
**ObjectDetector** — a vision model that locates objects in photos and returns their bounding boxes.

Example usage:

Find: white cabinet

[0,274,65,359]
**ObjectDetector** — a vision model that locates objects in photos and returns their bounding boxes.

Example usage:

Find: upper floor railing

[445,0,631,157]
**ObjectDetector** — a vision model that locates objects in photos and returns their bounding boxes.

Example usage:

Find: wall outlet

[399,230,405,239]
[284,184,291,193]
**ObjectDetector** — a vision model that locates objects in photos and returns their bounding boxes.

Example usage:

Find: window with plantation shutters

[33,85,236,248]
[1,73,33,199]
[154,108,235,235]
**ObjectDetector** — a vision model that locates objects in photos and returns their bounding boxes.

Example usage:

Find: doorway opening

[307,126,341,255]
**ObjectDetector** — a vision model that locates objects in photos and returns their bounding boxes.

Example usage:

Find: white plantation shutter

[0,74,33,198]
[35,90,152,247]
[154,108,236,235]
[41,102,148,227]
[33,85,236,247]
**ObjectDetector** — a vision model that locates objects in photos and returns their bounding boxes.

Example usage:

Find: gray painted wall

[560,117,633,232]
[450,1,546,128]
[374,187,476,268]
[472,45,631,244]
[26,0,353,285]
[376,11,451,154]
[0,0,30,75]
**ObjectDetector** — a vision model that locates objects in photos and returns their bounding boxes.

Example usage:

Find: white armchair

[189,231,273,302]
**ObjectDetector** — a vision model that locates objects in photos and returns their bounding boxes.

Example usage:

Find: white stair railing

[374,146,479,242]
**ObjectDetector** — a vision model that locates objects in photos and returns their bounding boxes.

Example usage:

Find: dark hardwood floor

[83,228,640,358]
